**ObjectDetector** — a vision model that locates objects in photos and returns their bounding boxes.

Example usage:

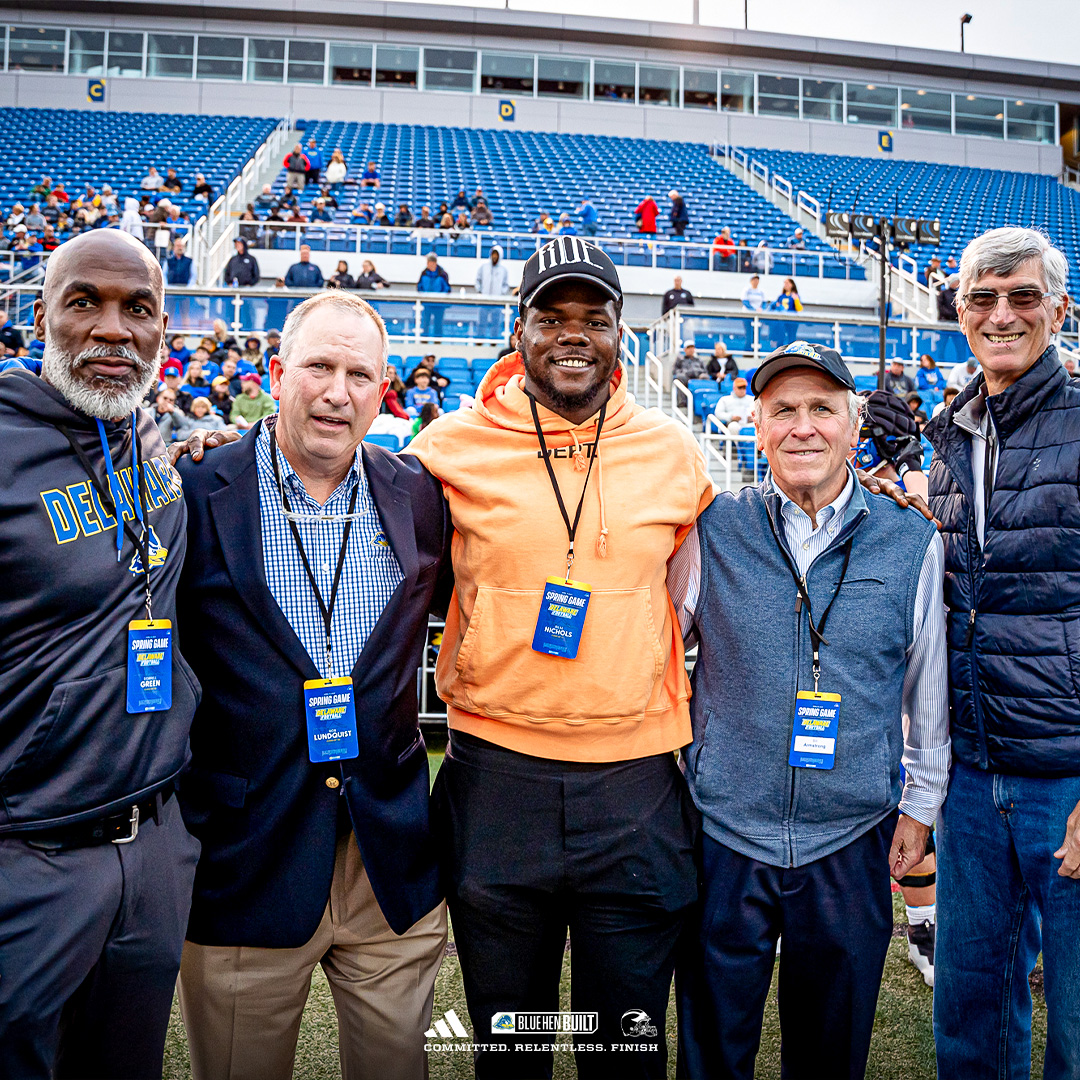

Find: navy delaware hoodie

[0,369,199,832]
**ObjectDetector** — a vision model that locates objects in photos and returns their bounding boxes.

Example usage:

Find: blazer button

[325,776,341,789]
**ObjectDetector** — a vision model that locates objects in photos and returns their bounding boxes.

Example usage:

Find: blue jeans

[935,760,1080,1079]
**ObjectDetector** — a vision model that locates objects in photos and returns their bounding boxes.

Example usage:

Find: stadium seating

[0,107,277,236]
[738,147,1080,274]
[278,121,840,260]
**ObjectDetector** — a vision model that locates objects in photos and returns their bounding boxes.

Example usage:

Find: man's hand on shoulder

[856,467,938,526]
[1053,797,1080,879]
[167,428,242,466]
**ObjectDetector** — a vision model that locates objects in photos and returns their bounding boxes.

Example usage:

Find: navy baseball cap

[519,237,622,310]
[750,340,856,397]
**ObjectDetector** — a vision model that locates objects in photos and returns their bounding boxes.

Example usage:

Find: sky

[393,0,1080,67]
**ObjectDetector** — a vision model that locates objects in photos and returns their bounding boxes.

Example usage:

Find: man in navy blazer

[174,292,452,1080]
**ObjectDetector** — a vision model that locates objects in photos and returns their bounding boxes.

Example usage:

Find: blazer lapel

[208,428,317,679]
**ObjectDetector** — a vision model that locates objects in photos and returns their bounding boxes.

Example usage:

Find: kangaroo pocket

[1,662,198,823]
[452,585,665,722]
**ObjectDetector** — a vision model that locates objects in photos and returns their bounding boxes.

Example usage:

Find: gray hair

[958,226,1069,300]
[277,291,389,376]
[848,390,865,430]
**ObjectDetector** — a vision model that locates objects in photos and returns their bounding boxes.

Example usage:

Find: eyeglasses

[960,288,1054,313]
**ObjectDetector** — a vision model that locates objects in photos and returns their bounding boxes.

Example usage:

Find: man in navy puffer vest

[925,226,1080,1080]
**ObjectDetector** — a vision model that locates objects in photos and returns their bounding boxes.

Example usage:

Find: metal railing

[714,143,822,230]
[208,217,864,281]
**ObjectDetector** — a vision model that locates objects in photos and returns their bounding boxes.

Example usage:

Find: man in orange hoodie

[406,237,712,1078]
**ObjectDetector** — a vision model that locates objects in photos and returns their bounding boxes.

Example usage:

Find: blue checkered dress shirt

[255,419,403,679]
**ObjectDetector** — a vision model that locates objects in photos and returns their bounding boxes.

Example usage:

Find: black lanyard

[526,390,606,582]
[764,500,853,693]
[270,428,358,678]
[56,418,154,620]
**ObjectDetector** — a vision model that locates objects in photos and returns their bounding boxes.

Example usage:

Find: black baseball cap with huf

[519,237,623,311]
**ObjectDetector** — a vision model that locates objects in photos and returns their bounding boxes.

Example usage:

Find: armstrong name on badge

[789,690,841,769]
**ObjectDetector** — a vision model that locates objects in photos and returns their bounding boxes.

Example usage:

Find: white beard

[42,339,159,420]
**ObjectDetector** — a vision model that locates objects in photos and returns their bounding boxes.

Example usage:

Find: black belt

[19,784,175,852]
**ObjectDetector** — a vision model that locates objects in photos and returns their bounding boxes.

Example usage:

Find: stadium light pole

[960,13,972,53]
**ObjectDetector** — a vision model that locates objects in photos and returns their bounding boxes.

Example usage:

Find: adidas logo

[425,1010,470,1039]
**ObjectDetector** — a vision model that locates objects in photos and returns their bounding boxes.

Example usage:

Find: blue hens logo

[129,526,168,574]
[491,1013,515,1032]
[372,531,390,547]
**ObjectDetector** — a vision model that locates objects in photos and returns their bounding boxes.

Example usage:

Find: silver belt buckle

[112,804,140,845]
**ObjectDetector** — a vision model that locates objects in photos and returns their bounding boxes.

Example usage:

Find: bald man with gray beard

[0,230,201,1080]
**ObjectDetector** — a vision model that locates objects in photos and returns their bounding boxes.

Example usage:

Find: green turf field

[162,752,1048,1079]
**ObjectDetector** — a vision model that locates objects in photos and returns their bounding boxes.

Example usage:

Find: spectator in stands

[530,212,554,234]
[412,401,441,436]
[711,227,736,271]
[28,175,51,200]
[355,259,389,290]
[672,342,708,384]
[209,376,234,420]
[451,189,469,213]
[360,161,381,189]
[496,333,518,361]
[168,334,191,368]
[946,356,979,390]
[784,227,806,250]
[938,274,959,322]
[41,193,60,227]
[394,203,415,227]
[735,238,753,273]
[160,366,193,414]
[181,355,212,396]
[263,329,281,367]
[917,354,942,392]
[921,255,942,287]
[1064,355,1078,378]
[373,203,392,227]
[119,198,143,240]
[415,206,436,229]
[212,320,239,353]
[325,149,347,194]
[329,260,355,289]
[453,212,472,234]
[148,197,174,225]
[284,244,324,289]
[381,364,409,420]
[707,341,740,382]
[712,376,754,428]
[163,168,183,193]
[154,387,188,441]
[40,224,59,253]
[229,372,276,429]
[556,213,577,236]
[932,385,959,418]
[742,274,766,311]
[141,166,165,191]
[0,309,24,355]
[475,246,509,296]
[6,203,25,229]
[752,240,773,275]
[304,138,323,187]
[307,198,331,224]
[668,190,689,237]
[472,202,492,227]
[578,197,599,236]
[263,204,286,245]
[284,145,309,194]
[165,237,195,286]
[239,207,261,246]
[24,203,45,231]
[255,183,277,210]
[418,254,451,337]
[404,368,440,416]
[192,174,214,203]
[661,275,694,315]
[439,211,456,231]
[241,336,263,373]
[469,187,486,210]
[885,359,916,397]
[635,194,659,235]
[771,278,803,312]
[285,203,308,225]
[223,238,260,287]
[906,390,928,427]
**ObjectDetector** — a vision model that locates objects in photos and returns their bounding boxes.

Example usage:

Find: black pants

[0,795,200,1080]
[676,815,895,1080]
[435,732,697,1080]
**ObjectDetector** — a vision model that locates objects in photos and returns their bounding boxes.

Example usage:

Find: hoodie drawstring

[570,428,587,472]
[595,447,609,559]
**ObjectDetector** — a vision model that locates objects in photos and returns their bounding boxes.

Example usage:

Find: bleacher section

[281,121,836,256]
[740,147,1080,273]
[0,107,277,236]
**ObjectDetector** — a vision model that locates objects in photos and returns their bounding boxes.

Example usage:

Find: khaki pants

[178,832,446,1080]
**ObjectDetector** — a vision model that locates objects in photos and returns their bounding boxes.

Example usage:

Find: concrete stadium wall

[0,70,1061,177]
